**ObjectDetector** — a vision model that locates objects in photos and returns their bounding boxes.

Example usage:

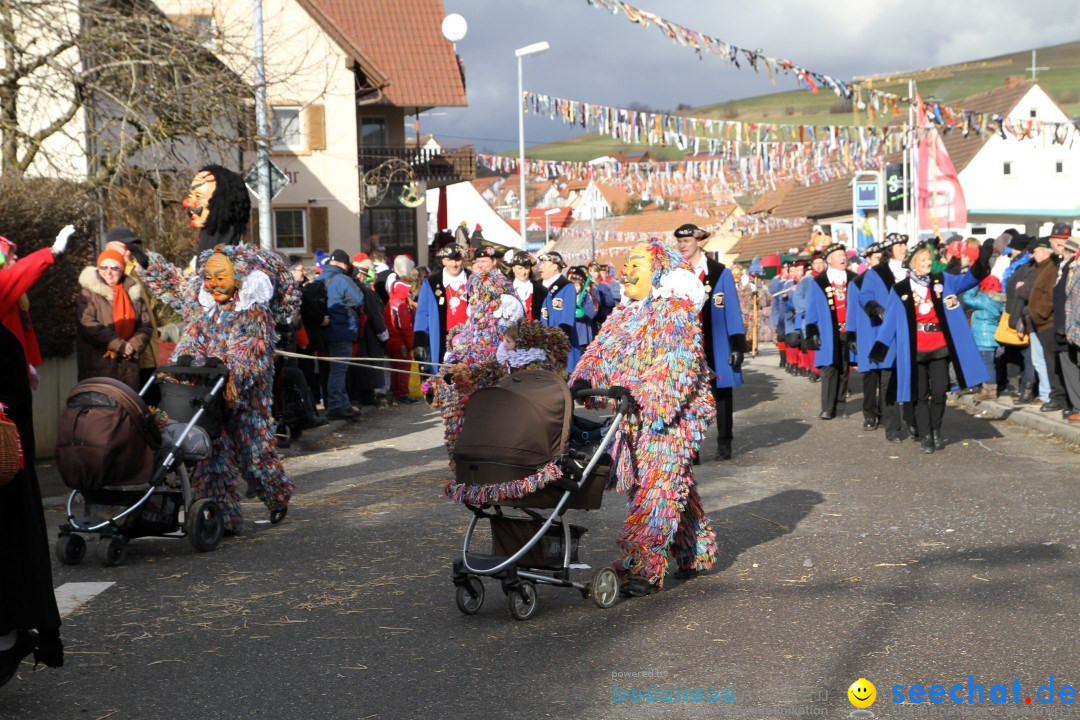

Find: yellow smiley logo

[848,678,876,709]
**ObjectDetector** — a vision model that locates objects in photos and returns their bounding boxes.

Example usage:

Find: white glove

[51,225,75,256]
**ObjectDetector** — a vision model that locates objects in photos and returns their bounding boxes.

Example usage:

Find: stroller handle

[571,385,634,414]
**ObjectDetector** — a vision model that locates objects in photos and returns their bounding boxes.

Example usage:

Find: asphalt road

[4,350,1077,720]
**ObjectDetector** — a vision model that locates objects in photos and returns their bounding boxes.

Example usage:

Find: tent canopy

[427,182,524,250]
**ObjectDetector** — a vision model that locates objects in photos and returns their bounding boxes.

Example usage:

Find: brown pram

[449,369,631,620]
[53,363,230,567]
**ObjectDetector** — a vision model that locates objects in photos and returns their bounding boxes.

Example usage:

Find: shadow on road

[708,489,825,573]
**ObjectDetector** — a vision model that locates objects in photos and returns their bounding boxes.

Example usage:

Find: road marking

[54,582,115,618]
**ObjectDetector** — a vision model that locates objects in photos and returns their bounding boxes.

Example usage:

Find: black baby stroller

[449,369,630,621]
[53,361,230,567]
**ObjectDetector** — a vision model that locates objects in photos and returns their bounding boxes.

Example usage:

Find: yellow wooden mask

[182,170,217,229]
[204,252,237,304]
[619,243,653,302]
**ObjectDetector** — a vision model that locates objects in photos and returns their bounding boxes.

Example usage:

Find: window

[362,193,416,258]
[360,117,388,147]
[1030,108,1038,118]
[1003,162,1012,176]
[1056,161,1064,174]
[274,208,306,251]
[271,107,303,151]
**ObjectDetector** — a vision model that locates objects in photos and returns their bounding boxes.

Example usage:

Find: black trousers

[712,386,733,445]
[913,356,949,437]
[1036,328,1069,407]
[862,368,901,435]
[819,343,849,415]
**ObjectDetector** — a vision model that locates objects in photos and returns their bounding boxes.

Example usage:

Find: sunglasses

[99,265,123,272]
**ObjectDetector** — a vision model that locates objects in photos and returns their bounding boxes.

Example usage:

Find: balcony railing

[358,145,475,188]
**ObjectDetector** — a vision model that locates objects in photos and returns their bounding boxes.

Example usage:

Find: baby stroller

[53,360,230,567]
[449,369,631,621]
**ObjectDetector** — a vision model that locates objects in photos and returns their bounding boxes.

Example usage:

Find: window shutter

[310,206,329,254]
[306,104,326,152]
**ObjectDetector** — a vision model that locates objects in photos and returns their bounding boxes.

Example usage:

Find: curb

[956,394,1080,447]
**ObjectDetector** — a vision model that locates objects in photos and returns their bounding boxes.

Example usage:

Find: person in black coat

[348,259,389,406]
[509,252,547,322]
[290,258,329,407]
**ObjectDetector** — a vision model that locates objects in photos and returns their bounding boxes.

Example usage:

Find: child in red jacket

[384,277,416,402]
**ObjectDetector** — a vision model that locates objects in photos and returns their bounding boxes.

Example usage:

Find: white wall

[960,85,1080,223]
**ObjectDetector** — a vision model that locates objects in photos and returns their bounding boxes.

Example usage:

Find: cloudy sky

[423,0,1080,153]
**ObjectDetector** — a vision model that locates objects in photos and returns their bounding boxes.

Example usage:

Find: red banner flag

[916,96,967,234]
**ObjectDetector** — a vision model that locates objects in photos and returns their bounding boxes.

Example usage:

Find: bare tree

[1,0,335,253]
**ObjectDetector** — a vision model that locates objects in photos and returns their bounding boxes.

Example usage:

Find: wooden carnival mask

[182,170,217,229]
[204,251,238,304]
[619,243,653,302]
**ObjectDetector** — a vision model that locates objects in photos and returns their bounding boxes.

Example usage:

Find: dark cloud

[424,0,1080,153]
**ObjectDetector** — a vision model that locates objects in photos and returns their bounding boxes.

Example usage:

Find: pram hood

[447,370,572,504]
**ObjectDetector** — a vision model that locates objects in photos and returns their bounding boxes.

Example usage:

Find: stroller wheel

[506,581,538,621]
[186,499,224,552]
[590,567,619,609]
[55,534,86,566]
[98,537,128,567]
[270,507,288,524]
[454,577,485,615]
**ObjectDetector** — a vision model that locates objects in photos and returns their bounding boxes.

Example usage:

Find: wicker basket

[0,416,22,486]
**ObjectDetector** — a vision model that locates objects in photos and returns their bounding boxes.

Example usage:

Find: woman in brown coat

[75,248,152,389]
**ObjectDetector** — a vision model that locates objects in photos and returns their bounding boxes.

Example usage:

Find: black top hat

[673,223,710,240]
[105,227,142,246]
[509,252,535,267]
[1008,233,1030,252]
[435,244,464,259]
[537,251,566,268]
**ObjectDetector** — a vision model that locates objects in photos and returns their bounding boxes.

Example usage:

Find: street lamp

[516,41,549,246]
[544,207,560,247]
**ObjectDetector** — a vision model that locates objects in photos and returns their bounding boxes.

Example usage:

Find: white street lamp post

[544,207,560,246]
[516,41,549,247]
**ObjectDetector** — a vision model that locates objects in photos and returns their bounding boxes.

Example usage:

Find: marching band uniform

[804,243,856,419]
[870,239,994,452]
[509,252,547,321]
[414,244,471,364]
[853,235,905,439]
[538,252,580,371]
[768,269,788,368]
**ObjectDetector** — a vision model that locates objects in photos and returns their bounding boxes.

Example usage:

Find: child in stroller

[446,369,631,620]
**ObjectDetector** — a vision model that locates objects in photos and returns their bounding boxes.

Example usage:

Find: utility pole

[253,0,272,250]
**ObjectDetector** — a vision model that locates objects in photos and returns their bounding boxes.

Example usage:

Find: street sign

[244,160,290,202]
[854,181,879,209]
[885,162,907,212]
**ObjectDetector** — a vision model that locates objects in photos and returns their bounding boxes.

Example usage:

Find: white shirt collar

[888,258,908,281]
[443,268,466,290]
[826,268,848,285]
[513,277,533,297]
[541,273,561,289]
[692,254,708,276]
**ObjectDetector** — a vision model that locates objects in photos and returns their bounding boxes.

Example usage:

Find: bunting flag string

[582,0,1080,143]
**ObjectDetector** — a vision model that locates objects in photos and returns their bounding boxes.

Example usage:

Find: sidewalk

[956,392,1080,447]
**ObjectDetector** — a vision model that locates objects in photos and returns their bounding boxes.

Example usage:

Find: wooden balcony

[358,145,475,189]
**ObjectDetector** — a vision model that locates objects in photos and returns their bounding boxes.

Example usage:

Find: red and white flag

[915,95,967,234]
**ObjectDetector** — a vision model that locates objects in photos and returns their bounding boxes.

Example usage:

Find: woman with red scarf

[75,248,152,389]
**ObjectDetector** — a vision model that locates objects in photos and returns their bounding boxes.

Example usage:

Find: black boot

[920,435,934,454]
[715,440,732,461]
[1015,382,1035,405]
[0,630,38,689]
[932,430,945,451]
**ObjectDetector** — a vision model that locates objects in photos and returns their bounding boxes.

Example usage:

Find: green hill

[528,40,1080,162]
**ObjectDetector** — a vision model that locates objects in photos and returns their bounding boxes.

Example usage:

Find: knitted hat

[97,248,126,269]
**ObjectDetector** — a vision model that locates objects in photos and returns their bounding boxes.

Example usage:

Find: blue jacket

[768,275,786,334]
[780,278,799,333]
[804,270,857,368]
[962,287,1005,351]
[319,265,364,344]
[700,258,746,388]
[853,264,897,371]
[414,270,471,363]
[793,275,815,331]
[872,271,989,402]
[568,289,597,372]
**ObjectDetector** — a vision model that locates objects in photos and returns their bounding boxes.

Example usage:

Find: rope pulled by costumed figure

[571,238,716,595]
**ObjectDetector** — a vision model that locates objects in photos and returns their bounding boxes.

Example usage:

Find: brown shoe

[1067,413,1080,423]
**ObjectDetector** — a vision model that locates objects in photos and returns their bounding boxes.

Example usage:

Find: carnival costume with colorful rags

[571,240,716,590]
[143,245,300,533]
[428,269,568,465]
